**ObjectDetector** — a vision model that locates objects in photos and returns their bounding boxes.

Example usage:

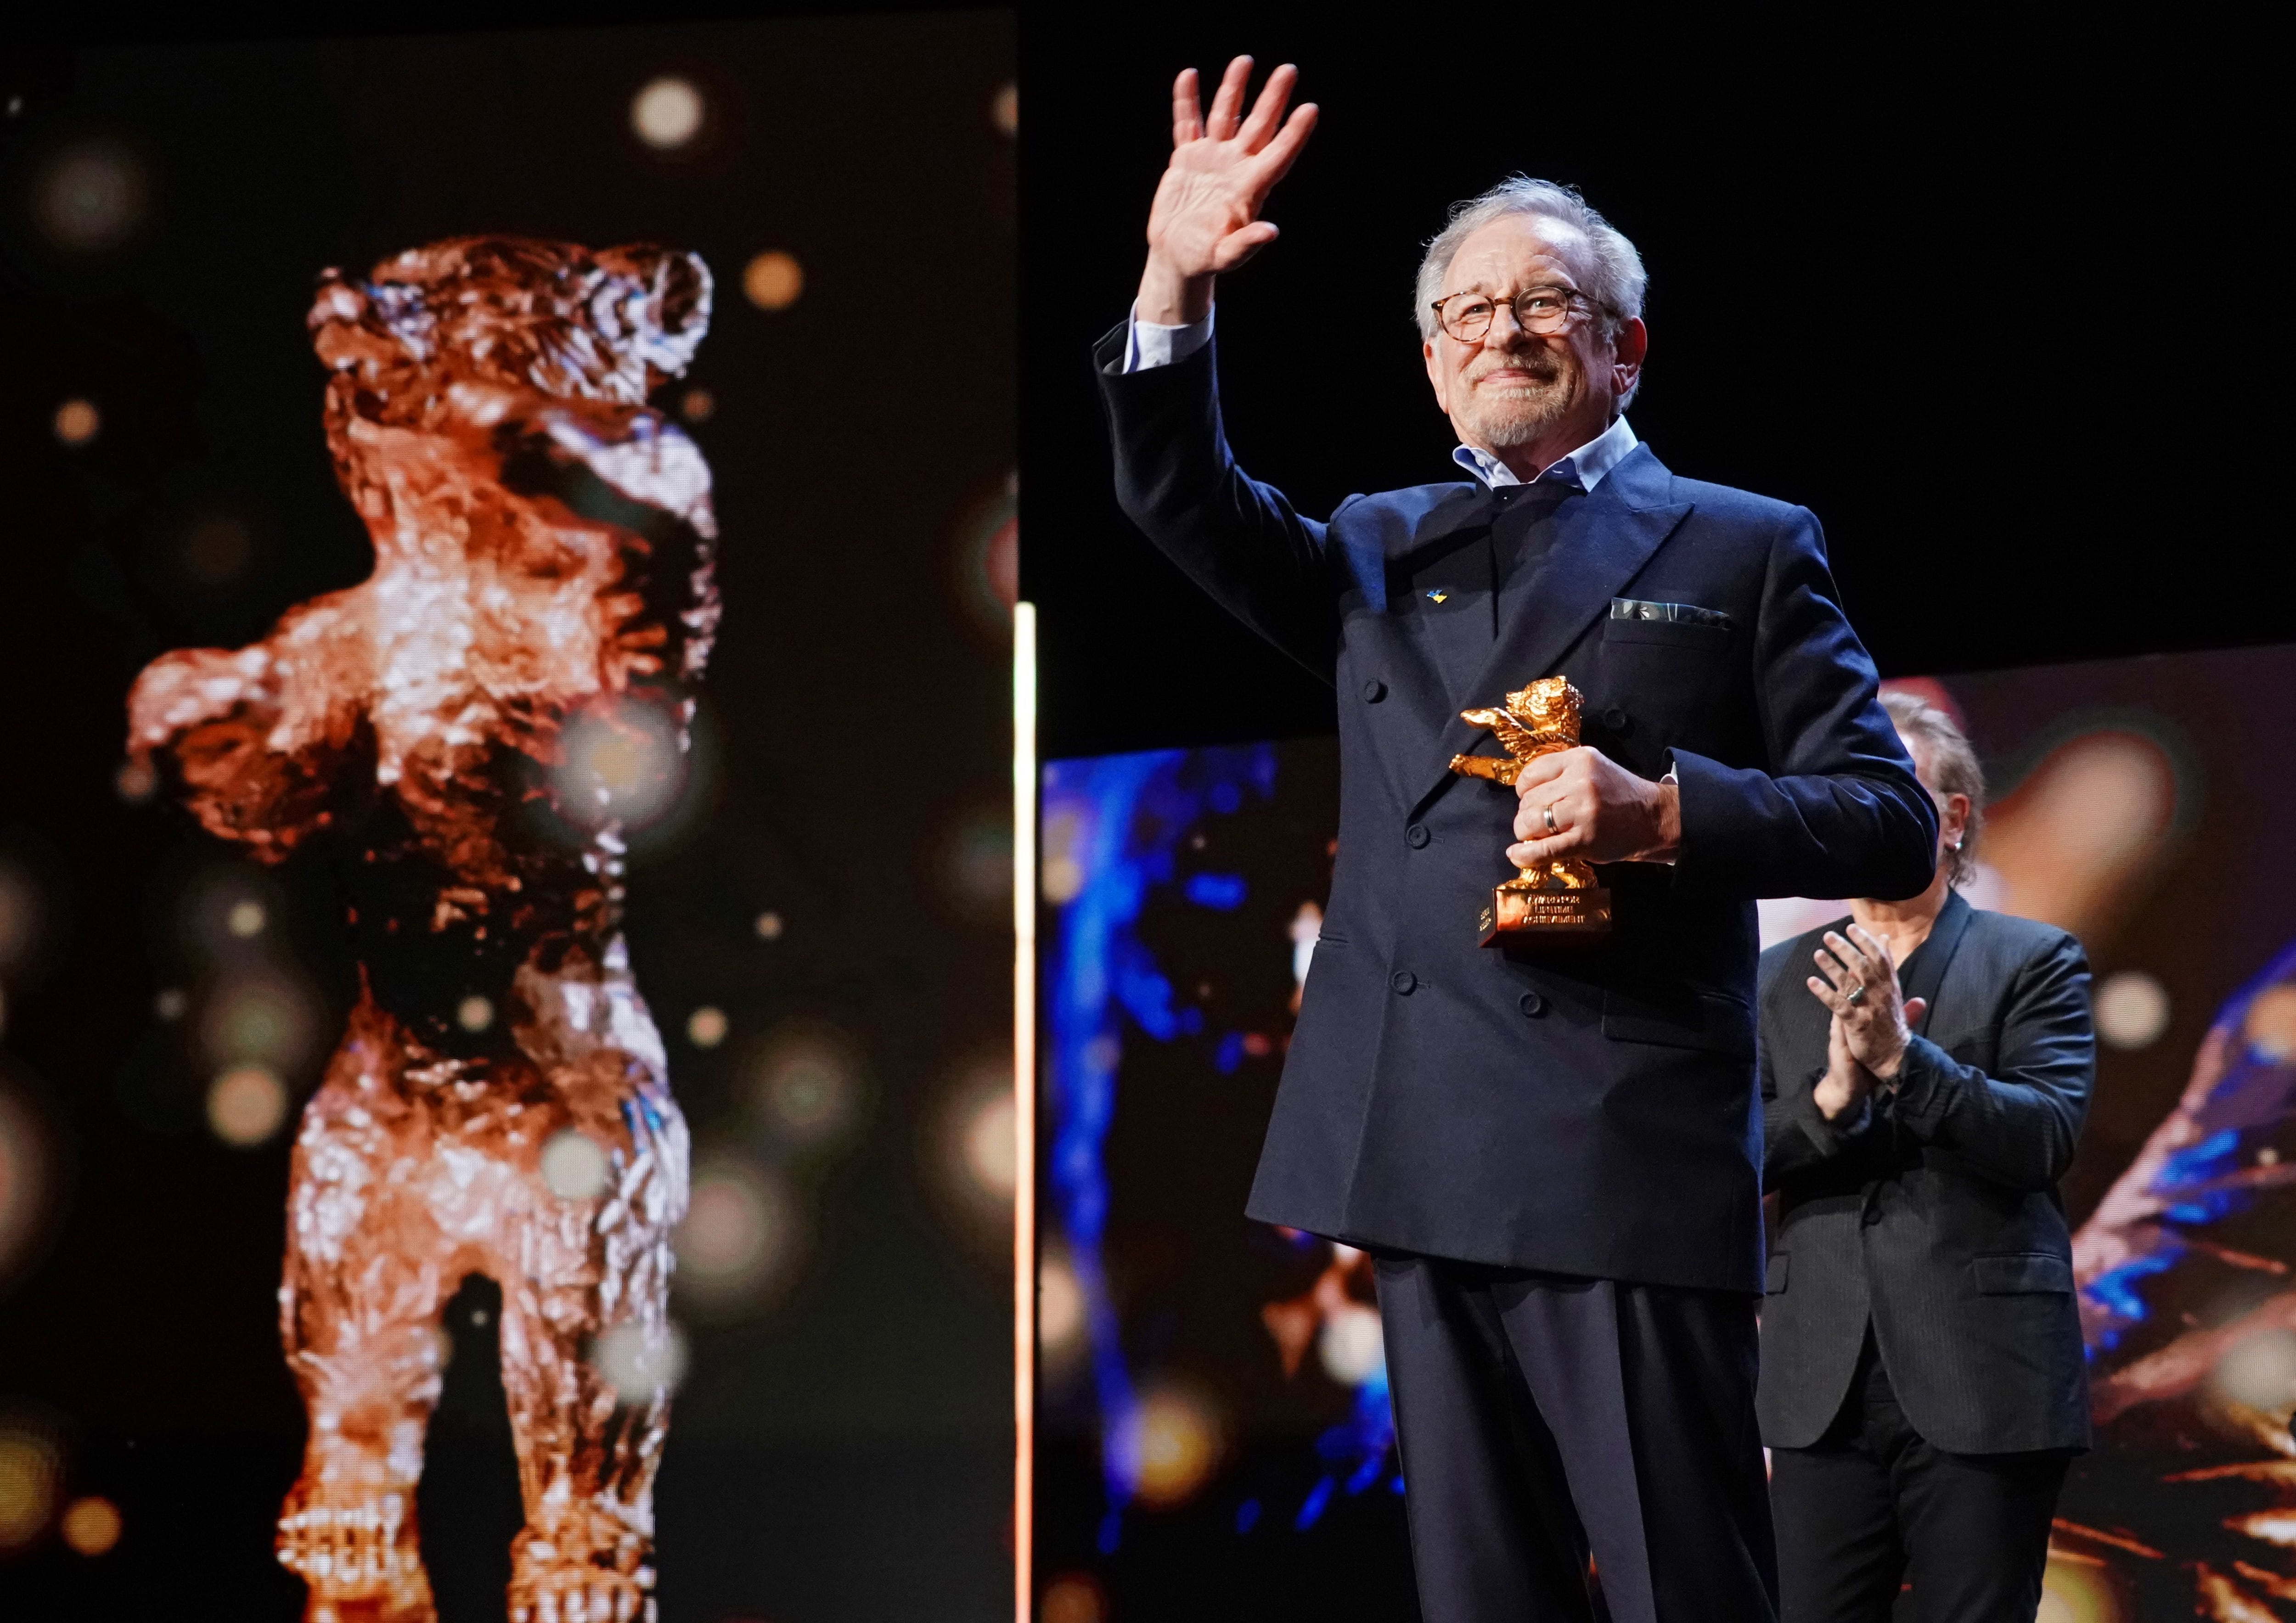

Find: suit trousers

[1374,1255,1778,1623]
[1770,1332,2070,1623]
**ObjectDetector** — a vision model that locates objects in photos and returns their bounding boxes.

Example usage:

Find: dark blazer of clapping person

[1096,57,1937,1623]
[1758,691,2093,1623]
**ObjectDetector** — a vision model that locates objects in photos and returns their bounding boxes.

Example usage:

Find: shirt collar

[1453,415,1639,492]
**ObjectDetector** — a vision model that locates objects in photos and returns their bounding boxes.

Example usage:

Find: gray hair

[1880,689,1986,888]
[1414,178,1648,400]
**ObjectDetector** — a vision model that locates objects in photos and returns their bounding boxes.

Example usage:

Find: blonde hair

[1880,690,1984,887]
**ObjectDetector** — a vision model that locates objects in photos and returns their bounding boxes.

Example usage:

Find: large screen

[1034,642,2296,1623]
[0,17,1015,1620]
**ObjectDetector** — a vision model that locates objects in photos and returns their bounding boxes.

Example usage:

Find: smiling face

[1422,213,1645,475]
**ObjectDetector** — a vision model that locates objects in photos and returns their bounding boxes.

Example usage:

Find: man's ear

[1423,338,1452,415]
[1944,791,1973,843]
[1609,315,1648,399]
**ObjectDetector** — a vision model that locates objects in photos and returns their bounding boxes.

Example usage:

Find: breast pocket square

[1609,597,1734,630]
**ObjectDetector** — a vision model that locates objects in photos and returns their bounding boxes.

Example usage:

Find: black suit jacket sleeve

[1094,326,1340,681]
[1890,933,2093,1191]
[1762,1041,1886,1189]
[1670,512,1937,903]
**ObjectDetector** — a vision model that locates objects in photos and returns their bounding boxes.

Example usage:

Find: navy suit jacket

[1095,328,1937,1293]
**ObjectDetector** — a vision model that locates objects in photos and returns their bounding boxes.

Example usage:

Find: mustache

[1466,350,1566,386]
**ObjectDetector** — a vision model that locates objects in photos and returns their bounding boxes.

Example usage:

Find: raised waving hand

[1138,57,1319,326]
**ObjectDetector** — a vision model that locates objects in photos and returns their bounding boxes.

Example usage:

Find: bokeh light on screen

[1040,1571,1106,1623]
[179,866,287,963]
[0,1085,53,1283]
[2095,970,2171,1050]
[2248,986,2296,1062]
[591,1320,690,1403]
[207,1065,288,1147]
[754,1032,860,1147]
[0,855,45,977]
[175,510,258,592]
[991,83,1018,138]
[1039,1250,1085,1376]
[741,251,804,312]
[456,994,494,1033]
[153,987,188,1022]
[552,702,687,830]
[60,1494,122,1556]
[53,398,101,448]
[753,910,784,941]
[630,76,704,150]
[1317,1302,1386,1387]
[680,387,715,423]
[2211,1327,2296,1410]
[114,756,157,803]
[940,809,1014,920]
[675,1159,795,1311]
[1111,1386,1224,1511]
[29,136,150,254]
[1985,731,2177,943]
[962,1090,1017,1200]
[540,1129,611,1202]
[2039,1554,2127,1623]
[0,1424,61,1549]
[951,474,1019,635]
[686,1005,728,1049]
[1040,809,1084,905]
[200,976,315,1073]
[925,1058,1018,1249]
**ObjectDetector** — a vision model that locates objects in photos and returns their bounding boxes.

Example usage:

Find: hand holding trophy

[1449,676,1614,946]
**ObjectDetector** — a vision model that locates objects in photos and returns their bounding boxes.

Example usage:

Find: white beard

[1454,352,1580,449]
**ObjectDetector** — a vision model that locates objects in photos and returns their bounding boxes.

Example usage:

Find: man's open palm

[1140,57,1317,322]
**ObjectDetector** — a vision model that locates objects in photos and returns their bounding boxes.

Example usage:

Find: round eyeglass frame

[1430,284,1610,342]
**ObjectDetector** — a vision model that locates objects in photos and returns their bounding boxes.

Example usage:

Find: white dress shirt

[1123,304,1639,493]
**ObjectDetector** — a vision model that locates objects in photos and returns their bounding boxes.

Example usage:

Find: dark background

[1019,10,2282,760]
[0,11,1015,1619]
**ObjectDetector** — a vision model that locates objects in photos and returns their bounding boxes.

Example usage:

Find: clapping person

[1757,692,2094,1622]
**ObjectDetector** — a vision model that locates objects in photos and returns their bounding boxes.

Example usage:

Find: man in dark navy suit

[1095,59,1937,1623]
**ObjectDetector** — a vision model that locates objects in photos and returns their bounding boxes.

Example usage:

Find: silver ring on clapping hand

[1542,803,1559,834]
[1844,982,1868,1007]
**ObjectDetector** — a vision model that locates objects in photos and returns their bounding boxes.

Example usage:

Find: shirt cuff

[1122,303,1215,373]
[1654,755,1680,867]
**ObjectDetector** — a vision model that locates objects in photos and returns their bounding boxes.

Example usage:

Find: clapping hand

[1806,923,1927,1083]
[1812,1011,1874,1123]
[1138,57,1319,326]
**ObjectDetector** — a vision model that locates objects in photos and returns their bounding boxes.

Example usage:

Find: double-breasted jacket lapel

[1903,890,1975,1036]
[1405,446,1694,818]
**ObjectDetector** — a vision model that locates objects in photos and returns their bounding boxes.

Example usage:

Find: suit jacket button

[1390,971,1417,995]
[1405,823,1430,848]
[1518,991,1545,1017]
[1362,679,1387,702]
[1603,706,1630,733]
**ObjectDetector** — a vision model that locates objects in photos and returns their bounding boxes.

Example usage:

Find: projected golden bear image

[127,237,718,1623]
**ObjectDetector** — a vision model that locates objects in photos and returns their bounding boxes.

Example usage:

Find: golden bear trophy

[1448,675,1613,946]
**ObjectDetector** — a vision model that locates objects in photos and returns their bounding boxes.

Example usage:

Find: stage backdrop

[0,15,1014,1621]
[1034,641,2296,1623]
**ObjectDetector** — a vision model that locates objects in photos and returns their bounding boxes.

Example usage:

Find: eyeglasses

[1430,285,1607,343]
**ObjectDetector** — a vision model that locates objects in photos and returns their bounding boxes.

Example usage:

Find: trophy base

[1478,883,1613,948]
